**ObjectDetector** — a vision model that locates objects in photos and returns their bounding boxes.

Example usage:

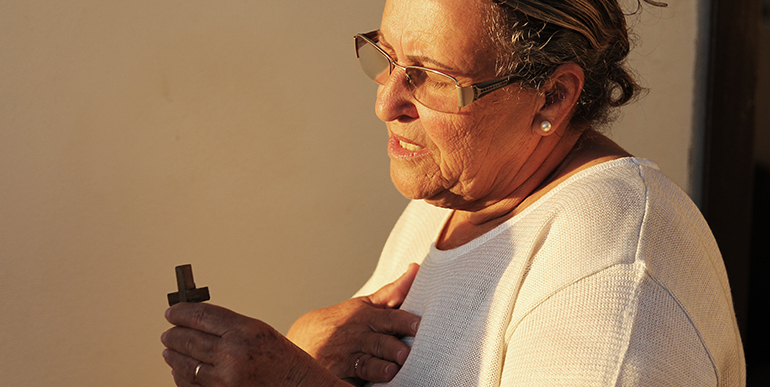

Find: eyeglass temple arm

[457,75,522,108]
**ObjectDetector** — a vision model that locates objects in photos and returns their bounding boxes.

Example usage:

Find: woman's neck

[435,129,630,250]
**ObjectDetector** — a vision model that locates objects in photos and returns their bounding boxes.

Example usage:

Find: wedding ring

[354,355,363,378]
[194,362,204,383]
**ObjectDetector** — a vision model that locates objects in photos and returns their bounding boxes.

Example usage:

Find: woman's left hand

[287,263,420,384]
[161,303,350,387]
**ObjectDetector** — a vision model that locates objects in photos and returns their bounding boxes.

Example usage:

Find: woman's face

[377,0,545,210]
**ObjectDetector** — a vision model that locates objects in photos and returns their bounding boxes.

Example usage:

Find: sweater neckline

[427,157,657,259]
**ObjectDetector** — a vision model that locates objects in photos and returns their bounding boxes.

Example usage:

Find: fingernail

[397,350,407,365]
[162,349,169,359]
[165,308,171,320]
[411,320,420,333]
[385,364,396,376]
[161,331,167,343]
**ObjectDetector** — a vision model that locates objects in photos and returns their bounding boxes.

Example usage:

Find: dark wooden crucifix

[167,264,210,306]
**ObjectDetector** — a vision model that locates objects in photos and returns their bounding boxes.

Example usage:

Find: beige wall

[0,1,705,386]
[613,0,710,203]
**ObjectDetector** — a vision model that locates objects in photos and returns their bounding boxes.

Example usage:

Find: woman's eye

[427,79,448,90]
[425,74,453,89]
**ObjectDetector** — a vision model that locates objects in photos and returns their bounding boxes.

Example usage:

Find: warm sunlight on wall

[0,0,704,385]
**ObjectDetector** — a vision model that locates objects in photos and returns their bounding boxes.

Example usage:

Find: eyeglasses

[354,30,524,113]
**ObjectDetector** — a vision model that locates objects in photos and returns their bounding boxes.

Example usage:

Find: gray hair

[485,0,667,128]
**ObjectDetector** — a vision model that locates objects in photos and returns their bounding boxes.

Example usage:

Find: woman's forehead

[380,0,493,71]
[382,0,487,41]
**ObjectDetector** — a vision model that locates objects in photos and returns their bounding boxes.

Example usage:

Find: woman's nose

[375,68,419,122]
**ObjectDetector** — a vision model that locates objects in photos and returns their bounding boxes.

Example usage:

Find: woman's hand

[287,263,420,385]
[161,303,351,387]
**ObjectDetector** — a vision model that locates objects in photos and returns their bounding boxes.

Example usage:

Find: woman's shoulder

[526,130,681,217]
[510,158,742,382]
[525,156,710,260]
[507,157,707,299]
[520,157,661,220]
[539,156,699,230]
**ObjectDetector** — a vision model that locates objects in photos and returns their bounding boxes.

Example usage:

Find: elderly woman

[161,0,746,385]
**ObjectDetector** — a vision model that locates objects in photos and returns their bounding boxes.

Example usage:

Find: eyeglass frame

[354,30,525,112]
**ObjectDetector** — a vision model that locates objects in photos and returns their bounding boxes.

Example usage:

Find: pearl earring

[540,121,552,133]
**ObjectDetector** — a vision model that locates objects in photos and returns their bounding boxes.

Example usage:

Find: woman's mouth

[389,136,428,158]
[399,140,423,152]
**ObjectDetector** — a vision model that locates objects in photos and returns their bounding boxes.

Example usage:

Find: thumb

[367,263,420,308]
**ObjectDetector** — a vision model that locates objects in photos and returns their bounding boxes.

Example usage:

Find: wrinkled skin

[162,302,350,387]
[287,263,421,385]
[161,264,420,387]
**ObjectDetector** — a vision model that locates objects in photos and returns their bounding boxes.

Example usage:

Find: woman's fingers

[286,264,422,383]
[172,372,199,387]
[165,302,244,336]
[171,372,195,387]
[367,263,420,308]
[364,263,421,340]
[361,330,411,365]
[162,326,220,364]
[351,354,400,383]
[370,308,420,338]
[163,348,208,386]
[162,303,349,387]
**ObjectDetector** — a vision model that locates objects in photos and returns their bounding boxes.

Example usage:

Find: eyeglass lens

[356,37,392,84]
[355,35,461,113]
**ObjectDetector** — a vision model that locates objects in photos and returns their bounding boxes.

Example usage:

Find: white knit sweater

[356,158,745,386]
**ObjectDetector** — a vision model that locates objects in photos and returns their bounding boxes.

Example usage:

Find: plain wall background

[0,0,707,385]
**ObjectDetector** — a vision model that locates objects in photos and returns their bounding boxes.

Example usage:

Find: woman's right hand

[287,263,420,386]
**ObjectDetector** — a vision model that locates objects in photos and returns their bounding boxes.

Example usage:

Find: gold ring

[354,355,362,378]
[194,362,204,383]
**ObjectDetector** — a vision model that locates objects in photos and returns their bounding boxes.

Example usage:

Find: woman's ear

[532,62,585,136]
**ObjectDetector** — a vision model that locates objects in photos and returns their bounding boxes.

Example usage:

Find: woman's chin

[393,183,433,201]
[390,173,437,201]
[391,181,461,210]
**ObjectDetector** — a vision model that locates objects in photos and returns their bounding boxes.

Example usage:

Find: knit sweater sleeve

[498,160,742,386]
[500,264,717,386]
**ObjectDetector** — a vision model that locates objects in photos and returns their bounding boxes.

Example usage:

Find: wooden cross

[167,264,210,306]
